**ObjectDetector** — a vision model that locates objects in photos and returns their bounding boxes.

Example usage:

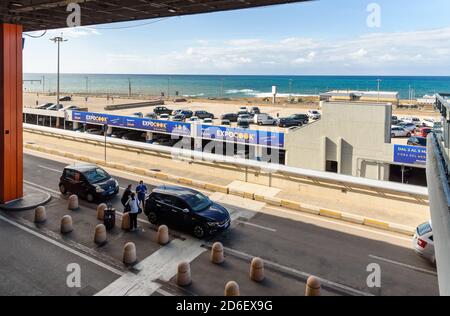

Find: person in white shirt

[127,192,139,231]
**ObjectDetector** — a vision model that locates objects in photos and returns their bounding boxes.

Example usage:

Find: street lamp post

[376,79,382,102]
[50,34,67,107]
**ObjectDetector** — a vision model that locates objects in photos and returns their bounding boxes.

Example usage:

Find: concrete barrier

[305,276,321,296]
[364,218,390,230]
[281,199,301,211]
[178,177,193,186]
[319,209,342,220]
[97,203,107,221]
[205,183,229,194]
[176,262,192,286]
[250,257,265,282]
[121,213,131,231]
[94,224,107,245]
[68,194,79,211]
[60,215,73,234]
[123,242,137,266]
[224,281,240,296]
[211,242,225,264]
[157,225,170,245]
[34,206,47,223]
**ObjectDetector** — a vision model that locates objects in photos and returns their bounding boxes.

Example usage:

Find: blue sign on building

[199,125,285,148]
[393,145,427,165]
[71,111,191,136]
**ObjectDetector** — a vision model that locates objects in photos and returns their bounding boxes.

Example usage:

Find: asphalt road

[21,152,439,296]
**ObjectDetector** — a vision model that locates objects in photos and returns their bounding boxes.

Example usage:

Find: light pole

[50,34,67,107]
[376,79,382,102]
[85,76,89,94]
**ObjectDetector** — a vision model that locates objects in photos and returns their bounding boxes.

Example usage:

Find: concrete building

[320,90,400,105]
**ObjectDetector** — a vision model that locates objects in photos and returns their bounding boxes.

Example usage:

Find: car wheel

[193,224,206,239]
[59,184,67,195]
[147,212,158,224]
[86,193,94,203]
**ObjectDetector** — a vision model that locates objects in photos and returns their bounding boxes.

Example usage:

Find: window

[64,169,75,180]
[326,160,338,173]
[417,222,432,236]
[172,197,188,210]
[83,168,110,184]
[185,193,212,212]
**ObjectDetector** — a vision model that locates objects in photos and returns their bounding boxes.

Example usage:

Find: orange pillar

[0,24,23,204]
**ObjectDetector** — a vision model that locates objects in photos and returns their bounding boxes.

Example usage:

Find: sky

[23,0,450,76]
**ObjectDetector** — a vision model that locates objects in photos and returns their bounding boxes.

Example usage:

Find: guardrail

[23,123,429,198]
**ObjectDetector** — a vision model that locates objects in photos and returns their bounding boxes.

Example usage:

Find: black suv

[59,164,119,202]
[153,106,173,115]
[144,185,231,238]
[195,110,215,119]
[221,113,238,122]
[277,114,309,127]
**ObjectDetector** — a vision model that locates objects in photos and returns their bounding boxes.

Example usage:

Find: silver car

[412,220,435,264]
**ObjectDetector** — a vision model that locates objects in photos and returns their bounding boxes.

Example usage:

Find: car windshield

[417,222,432,236]
[185,192,213,212]
[83,168,110,184]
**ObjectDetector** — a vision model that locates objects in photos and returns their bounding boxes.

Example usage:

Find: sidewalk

[24,130,429,231]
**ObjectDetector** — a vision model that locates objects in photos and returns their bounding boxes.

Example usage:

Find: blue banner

[71,111,191,136]
[199,125,285,148]
[393,145,427,165]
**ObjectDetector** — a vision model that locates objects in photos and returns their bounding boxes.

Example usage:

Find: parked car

[413,220,435,264]
[239,106,248,112]
[254,113,276,125]
[145,113,158,119]
[154,106,173,115]
[221,119,231,126]
[221,113,238,122]
[110,129,129,139]
[159,114,170,120]
[250,107,261,115]
[238,114,253,125]
[307,110,321,120]
[178,110,193,119]
[36,103,54,110]
[414,127,432,138]
[397,122,417,132]
[277,114,309,127]
[237,120,250,128]
[59,164,119,203]
[189,116,199,122]
[194,110,214,119]
[391,126,411,138]
[59,105,80,111]
[46,103,64,111]
[402,117,422,127]
[407,136,427,147]
[391,116,399,125]
[144,185,231,238]
[172,114,186,122]
[85,128,104,136]
[422,118,435,128]
[122,131,145,141]
[132,112,143,118]
[203,118,214,125]
[59,96,72,102]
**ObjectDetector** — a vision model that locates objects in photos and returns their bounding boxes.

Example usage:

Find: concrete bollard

[121,213,131,231]
[176,261,192,287]
[96,203,107,221]
[68,194,79,211]
[60,215,73,234]
[250,257,265,282]
[123,242,137,266]
[34,206,47,223]
[305,276,321,296]
[210,242,224,264]
[94,224,107,245]
[157,225,169,245]
[224,281,240,296]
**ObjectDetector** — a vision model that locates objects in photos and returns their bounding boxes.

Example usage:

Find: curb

[24,144,416,236]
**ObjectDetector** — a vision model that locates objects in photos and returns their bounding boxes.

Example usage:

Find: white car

[159,114,170,120]
[307,110,321,120]
[402,117,422,127]
[203,118,213,125]
[59,105,80,111]
[391,126,412,138]
[239,106,248,113]
[397,122,417,132]
[189,116,199,122]
[413,220,435,264]
[422,118,435,128]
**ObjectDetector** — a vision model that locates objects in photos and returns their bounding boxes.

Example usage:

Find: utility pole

[50,34,67,107]
[128,78,132,97]
[42,75,45,93]
[288,79,293,101]
[167,77,170,99]
[376,79,382,102]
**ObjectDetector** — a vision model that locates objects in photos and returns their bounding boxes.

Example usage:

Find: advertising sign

[393,145,427,165]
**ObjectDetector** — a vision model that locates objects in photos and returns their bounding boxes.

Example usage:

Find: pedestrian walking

[127,192,140,231]
[136,180,148,208]
[121,184,133,209]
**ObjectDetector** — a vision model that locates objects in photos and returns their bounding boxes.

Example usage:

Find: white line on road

[0,214,124,276]
[24,180,61,196]
[235,220,277,232]
[369,255,437,276]
[38,165,61,173]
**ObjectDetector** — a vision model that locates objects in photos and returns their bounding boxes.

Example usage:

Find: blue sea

[23,74,450,99]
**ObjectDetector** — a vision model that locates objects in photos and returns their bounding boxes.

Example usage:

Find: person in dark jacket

[121,184,133,208]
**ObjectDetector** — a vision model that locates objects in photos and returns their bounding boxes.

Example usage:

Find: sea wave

[182,93,205,97]
[226,89,256,94]
[249,92,318,98]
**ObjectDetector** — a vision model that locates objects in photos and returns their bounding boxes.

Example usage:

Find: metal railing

[24,123,429,198]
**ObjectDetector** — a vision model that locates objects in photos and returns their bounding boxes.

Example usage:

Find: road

[14,152,440,295]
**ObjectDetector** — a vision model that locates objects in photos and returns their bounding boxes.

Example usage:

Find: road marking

[235,220,277,232]
[369,255,437,276]
[265,205,412,242]
[0,213,124,276]
[38,165,61,173]
[24,180,61,196]
[221,245,373,296]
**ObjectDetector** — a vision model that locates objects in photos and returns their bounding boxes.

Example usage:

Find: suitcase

[103,207,116,230]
